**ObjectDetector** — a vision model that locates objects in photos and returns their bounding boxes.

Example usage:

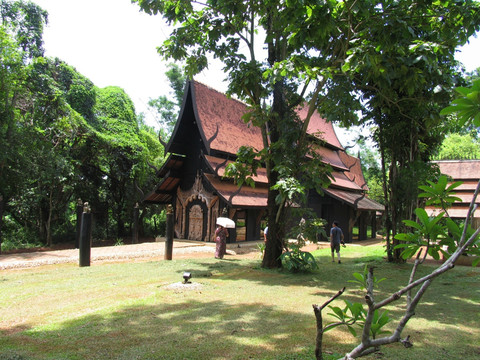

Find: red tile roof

[324,188,384,211]
[338,151,369,190]
[315,146,349,171]
[330,171,363,191]
[426,160,480,219]
[296,104,344,150]
[192,82,263,154]
[204,173,268,207]
[192,81,345,154]
[434,160,480,180]
[205,155,269,184]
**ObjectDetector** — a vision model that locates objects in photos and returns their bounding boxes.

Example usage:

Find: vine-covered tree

[0,0,164,251]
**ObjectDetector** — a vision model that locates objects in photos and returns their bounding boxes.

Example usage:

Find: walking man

[330,221,345,263]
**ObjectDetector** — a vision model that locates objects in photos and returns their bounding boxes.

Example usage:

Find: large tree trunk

[262,185,285,268]
[261,12,289,268]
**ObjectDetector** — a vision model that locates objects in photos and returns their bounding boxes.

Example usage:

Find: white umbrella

[216,217,236,228]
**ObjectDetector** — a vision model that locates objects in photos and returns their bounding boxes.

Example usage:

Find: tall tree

[135,0,343,267]
[334,1,480,261]
[0,0,48,250]
[11,57,91,245]
[0,0,47,59]
[135,0,480,267]
[148,63,186,134]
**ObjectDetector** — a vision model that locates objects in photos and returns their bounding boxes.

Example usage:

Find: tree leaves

[440,78,480,127]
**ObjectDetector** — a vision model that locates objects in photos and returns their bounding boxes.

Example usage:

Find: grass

[0,244,479,359]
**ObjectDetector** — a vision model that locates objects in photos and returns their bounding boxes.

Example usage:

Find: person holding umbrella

[214,225,229,259]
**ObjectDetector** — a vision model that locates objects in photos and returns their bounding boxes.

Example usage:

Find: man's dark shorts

[331,242,340,253]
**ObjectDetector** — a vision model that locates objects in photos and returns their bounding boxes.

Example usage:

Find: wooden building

[427,160,480,228]
[144,81,384,243]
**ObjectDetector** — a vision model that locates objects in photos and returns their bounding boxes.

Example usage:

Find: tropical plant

[280,243,318,272]
[440,78,480,127]
[313,171,479,359]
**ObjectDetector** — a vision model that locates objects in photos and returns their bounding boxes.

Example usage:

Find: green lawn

[0,245,479,359]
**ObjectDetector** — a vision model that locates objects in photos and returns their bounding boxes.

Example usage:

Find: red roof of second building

[434,160,480,180]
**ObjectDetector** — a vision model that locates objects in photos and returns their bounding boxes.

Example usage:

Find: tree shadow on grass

[168,251,480,355]
[2,299,318,360]
[2,251,479,360]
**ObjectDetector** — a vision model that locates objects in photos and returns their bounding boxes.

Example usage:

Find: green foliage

[280,244,318,273]
[367,309,392,339]
[418,175,462,208]
[348,264,386,290]
[0,0,47,60]
[394,208,447,260]
[435,133,480,160]
[327,300,365,337]
[224,145,261,189]
[257,242,266,256]
[328,303,391,340]
[134,0,480,269]
[0,1,166,247]
[440,78,480,127]
[327,268,391,339]
[286,214,327,246]
[148,63,186,133]
[395,176,480,262]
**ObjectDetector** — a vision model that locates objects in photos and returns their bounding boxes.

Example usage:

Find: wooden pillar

[0,195,3,255]
[164,204,174,260]
[79,203,92,267]
[132,203,139,244]
[359,215,368,241]
[75,198,82,249]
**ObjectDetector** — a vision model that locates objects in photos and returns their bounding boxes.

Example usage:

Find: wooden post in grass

[164,204,174,260]
[132,203,139,244]
[79,202,92,267]
[75,198,82,249]
[0,195,3,255]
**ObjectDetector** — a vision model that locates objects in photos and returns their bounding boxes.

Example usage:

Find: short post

[79,202,92,267]
[132,203,139,244]
[75,198,82,249]
[164,204,174,260]
[0,195,3,255]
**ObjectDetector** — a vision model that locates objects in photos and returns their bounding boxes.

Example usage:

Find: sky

[34,0,479,139]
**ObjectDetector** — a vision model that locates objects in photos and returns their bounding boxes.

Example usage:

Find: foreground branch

[313,287,346,360]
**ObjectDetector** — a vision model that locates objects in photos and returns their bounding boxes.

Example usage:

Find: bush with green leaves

[313,174,480,359]
[394,174,480,265]
[280,243,318,272]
